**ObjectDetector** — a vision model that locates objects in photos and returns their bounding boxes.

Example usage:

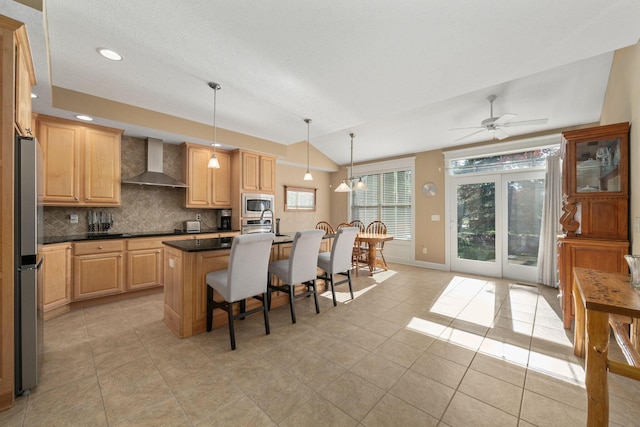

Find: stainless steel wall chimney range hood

[122,138,188,188]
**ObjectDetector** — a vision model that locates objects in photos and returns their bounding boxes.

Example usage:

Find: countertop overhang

[162,233,300,252]
[42,229,240,245]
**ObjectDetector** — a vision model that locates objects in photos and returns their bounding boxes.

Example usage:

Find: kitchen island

[162,234,332,338]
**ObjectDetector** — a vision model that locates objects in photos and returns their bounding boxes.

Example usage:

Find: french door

[450,170,545,282]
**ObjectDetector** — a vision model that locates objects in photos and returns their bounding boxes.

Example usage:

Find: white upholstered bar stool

[267,229,325,324]
[317,227,359,306]
[205,233,274,350]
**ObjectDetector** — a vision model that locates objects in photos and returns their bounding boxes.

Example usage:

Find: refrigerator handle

[18,258,43,272]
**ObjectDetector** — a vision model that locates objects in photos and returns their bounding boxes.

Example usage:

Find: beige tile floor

[2,264,640,426]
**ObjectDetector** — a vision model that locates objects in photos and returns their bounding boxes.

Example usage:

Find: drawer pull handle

[98,246,103,250]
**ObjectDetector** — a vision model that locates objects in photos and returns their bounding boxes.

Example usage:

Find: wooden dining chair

[365,220,387,269]
[315,221,335,235]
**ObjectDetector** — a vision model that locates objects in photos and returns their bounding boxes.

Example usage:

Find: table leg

[585,309,609,427]
[367,244,376,276]
[573,280,585,358]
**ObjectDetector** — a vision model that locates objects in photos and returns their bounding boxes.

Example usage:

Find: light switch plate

[431,214,440,221]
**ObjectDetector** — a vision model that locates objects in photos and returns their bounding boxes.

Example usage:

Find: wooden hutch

[558,122,630,328]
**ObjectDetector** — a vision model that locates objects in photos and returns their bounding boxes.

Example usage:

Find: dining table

[572,267,640,427]
[356,233,394,276]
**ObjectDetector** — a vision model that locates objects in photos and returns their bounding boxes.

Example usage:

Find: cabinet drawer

[74,239,124,255]
[127,238,164,251]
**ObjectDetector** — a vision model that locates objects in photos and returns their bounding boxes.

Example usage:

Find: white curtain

[537,156,562,287]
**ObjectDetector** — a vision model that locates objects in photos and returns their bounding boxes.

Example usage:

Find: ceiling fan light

[334,180,351,192]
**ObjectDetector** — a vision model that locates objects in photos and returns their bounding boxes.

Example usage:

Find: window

[284,186,316,212]
[351,161,413,241]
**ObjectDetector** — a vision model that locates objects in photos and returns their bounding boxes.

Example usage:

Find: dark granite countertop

[162,233,299,252]
[42,229,241,245]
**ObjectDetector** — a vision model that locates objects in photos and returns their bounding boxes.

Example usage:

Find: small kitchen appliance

[220,209,232,230]
[184,220,201,233]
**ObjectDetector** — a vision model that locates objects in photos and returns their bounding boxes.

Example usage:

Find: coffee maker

[220,209,232,230]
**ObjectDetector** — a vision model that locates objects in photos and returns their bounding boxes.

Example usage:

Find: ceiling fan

[451,95,548,142]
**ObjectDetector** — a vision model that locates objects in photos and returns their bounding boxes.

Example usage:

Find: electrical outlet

[196,214,201,221]
[422,246,427,254]
[70,214,78,224]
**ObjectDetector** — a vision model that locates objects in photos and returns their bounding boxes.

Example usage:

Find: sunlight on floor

[319,284,378,303]
[408,275,587,387]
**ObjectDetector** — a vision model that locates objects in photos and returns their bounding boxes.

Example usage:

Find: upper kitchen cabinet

[560,122,629,240]
[235,150,276,193]
[14,24,35,137]
[37,115,122,206]
[183,142,231,208]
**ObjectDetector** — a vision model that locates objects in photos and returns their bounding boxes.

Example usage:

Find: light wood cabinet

[558,122,630,328]
[14,26,34,136]
[37,115,122,206]
[183,142,231,208]
[40,243,72,317]
[126,238,163,291]
[238,150,276,193]
[73,240,124,300]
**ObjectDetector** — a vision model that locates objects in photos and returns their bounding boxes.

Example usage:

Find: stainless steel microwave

[242,193,275,217]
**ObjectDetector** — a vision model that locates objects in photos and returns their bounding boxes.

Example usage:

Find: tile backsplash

[43,136,221,237]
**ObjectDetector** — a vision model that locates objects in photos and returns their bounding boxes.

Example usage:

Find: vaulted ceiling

[5,0,640,165]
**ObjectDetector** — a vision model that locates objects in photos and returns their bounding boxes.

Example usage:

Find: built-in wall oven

[242,193,274,217]
[241,218,273,234]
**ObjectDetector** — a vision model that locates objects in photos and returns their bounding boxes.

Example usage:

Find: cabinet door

[73,252,124,300]
[39,119,81,204]
[259,155,276,193]
[127,248,163,290]
[41,244,71,311]
[84,127,121,205]
[241,151,260,191]
[212,151,231,207]
[15,31,34,137]
[185,145,212,207]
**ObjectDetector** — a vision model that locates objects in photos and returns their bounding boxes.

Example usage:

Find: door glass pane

[456,182,495,262]
[507,178,544,266]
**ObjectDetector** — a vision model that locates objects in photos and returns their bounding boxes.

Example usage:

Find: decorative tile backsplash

[43,136,221,237]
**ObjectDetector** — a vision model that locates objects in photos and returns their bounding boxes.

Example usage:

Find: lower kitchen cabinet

[126,238,163,290]
[40,243,72,318]
[73,240,125,300]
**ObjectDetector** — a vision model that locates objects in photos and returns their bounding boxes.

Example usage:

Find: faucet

[260,209,274,233]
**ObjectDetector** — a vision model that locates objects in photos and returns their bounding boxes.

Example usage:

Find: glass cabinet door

[574,137,621,193]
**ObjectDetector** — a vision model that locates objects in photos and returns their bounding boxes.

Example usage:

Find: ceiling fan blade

[494,128,510,140]
[502,118,549,127]
[449,126,484,131]
[494,113,518,125]
[455,129,486,142]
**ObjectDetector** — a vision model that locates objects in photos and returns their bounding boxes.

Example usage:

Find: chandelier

[334,133,367,192]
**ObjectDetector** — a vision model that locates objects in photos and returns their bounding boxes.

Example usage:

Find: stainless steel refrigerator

[14,135,43,396]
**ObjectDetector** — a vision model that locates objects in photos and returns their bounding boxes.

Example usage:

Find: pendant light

[335,133,367,192]
[303,118,313,181]
[207,82,221,169]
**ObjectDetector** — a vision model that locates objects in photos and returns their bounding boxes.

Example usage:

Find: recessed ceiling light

[75,115,93,121]
[97,48,123,61]
[31,93,37,99]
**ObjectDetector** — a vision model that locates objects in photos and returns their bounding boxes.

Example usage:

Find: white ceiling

[5,0,640,165]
